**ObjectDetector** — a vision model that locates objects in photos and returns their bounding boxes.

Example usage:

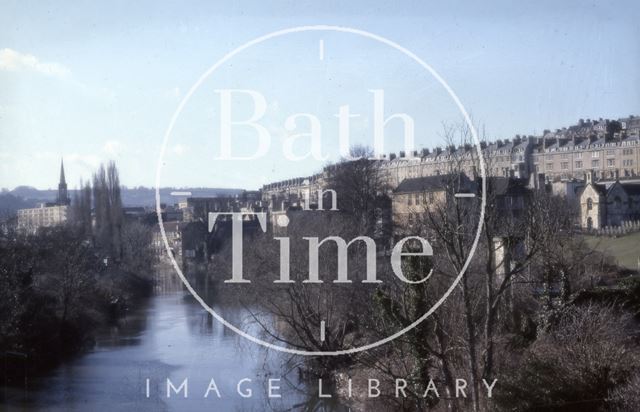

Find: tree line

[0,161,155,382]
[207,129,640,411]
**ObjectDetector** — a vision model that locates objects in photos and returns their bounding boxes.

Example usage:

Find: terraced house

[261,115,640,229]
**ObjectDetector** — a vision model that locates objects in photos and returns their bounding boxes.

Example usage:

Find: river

[2,278,349,411]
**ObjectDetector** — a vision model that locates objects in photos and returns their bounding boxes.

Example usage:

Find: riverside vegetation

[0,162,155,381]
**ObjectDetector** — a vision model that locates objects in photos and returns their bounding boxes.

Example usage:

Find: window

[587,198,593,210]
[561,162,569,170]
[606,149,616,156]
[623,159,634,167]
[576,152,582,159]
[614,196,622,209]
[407,195,412,206]
[592,152,599,158]
[546,162,554,170]
[607,159,615,167]
[623,148,634,156]
[428,192,435,203]
[561,153,568,159]
[575,161,583,169]
[591,160,600,168]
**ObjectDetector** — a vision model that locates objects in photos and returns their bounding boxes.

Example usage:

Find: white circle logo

[156,25,486,356]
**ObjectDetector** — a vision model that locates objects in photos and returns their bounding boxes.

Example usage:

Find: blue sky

[1,0,639,190]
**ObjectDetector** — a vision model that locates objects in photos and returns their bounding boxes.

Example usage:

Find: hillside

[0,186,246,217]
[583,232,640,270]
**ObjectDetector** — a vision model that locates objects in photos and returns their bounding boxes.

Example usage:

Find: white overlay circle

[155,25,487,356]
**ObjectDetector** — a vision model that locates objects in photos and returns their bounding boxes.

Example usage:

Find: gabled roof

[574,138,590,148]
[621,183,640,196]
[513,139,530,151]
[591,183,608,196]
[394,174,472,194]
[483,177,530,197]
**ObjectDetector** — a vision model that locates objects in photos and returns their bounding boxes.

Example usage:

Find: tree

[92,161,124,259]
[72,179,92,237]
[325,145,389,236]
[496,304,640,411]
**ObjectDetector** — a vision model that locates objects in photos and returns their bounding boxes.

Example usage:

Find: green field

[583,232,640,270]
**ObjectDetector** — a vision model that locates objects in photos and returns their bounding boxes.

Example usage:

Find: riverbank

[1,291,351,411]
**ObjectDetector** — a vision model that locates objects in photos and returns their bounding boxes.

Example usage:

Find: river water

[2,283,349,411]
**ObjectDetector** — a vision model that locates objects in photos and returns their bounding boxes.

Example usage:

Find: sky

[1,0,639,190]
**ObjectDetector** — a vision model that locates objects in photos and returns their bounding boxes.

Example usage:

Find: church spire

[59,158,66,185]
[57,158,69,205]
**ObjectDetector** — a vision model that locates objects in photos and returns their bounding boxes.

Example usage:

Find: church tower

[57,159,70,205]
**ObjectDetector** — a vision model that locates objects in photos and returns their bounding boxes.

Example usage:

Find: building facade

[17,159,70,231]
[262,116,640,210]
[579,172,640,230]
[17,203,69,231]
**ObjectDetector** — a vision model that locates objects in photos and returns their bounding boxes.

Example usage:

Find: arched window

[614,196,622,209]
[587,198,593,211]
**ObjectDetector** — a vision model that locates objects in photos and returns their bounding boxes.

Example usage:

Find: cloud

[0,48,71,78]
[103,140,124,156]
[65,153,102,169]
[34,151,57,160]
[170,144,189,156]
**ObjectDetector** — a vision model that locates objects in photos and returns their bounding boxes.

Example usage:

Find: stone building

[391,174,474,230]
[182,192,264,223]
[17,160,70,232]
[530,118,639,181]
[260,115,640,230]
[152,221,182,261]
[578,171,640,230]
[17,203,69,232]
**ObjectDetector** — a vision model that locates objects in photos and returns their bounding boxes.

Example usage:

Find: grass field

[583,231,640,270]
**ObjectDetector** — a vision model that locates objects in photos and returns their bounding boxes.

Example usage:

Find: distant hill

[0,186,246,217]
[0,192,40,218]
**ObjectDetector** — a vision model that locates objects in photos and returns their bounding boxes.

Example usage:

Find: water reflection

[2,277,349,411]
